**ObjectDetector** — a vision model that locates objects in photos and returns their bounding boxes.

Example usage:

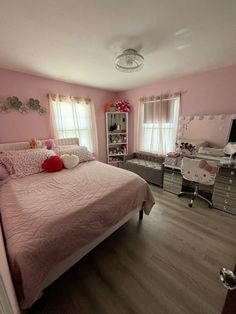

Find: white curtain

[49,94,98,156]
[139,95,180,155]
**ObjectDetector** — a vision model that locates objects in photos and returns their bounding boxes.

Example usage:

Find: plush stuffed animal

[42,156,63,172]
[29,138,38,149]
[43,139,55,150]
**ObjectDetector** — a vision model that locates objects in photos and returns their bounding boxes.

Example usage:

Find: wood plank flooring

[28,185,236,314]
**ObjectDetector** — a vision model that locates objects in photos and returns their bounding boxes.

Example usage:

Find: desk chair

[178,157,218,208]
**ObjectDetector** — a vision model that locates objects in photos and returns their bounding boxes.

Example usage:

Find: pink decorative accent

[114,100,131,112]
[54,145,95,162]
[167,152,180,158]
[0,154,15,175]
[199,159,218,174]
[0,149,55,178]
[43,139,55,150]
[0,164,9,180]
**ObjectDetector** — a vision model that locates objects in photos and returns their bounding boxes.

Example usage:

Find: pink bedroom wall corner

[0,68,117,162]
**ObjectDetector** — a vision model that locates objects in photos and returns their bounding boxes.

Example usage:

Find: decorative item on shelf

[108,134,127,144]
[114,100,131,112]
[106,111,128,166]
[0,96,47,114]
[110,104,116,112]
[104,102,111,112]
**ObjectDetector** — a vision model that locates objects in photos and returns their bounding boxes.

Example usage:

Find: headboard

[0,138,79,152]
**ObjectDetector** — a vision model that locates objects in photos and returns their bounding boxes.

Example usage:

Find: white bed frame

[0,138,143,309]
[44,207,141,288]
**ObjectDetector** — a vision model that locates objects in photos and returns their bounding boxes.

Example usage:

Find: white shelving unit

[106,112,128,166]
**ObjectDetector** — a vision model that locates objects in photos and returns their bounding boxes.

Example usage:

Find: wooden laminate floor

[28,185,236,314]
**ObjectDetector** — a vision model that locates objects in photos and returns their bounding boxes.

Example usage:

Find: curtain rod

[141,97,179,103]
[140,90,187,103]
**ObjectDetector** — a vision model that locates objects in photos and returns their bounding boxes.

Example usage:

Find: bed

[0,139,155,309]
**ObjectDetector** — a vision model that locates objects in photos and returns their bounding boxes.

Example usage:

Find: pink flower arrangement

[114,100,131,112]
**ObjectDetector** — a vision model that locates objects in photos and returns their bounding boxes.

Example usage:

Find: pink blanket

[0,161,154,309]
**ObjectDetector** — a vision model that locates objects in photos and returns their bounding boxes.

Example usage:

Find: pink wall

[1,65,236,159]
[0,68,115,162]
[117,65,236,152]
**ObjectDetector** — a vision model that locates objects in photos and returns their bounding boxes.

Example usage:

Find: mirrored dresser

[212,166,236,215]
[163,161,236,216]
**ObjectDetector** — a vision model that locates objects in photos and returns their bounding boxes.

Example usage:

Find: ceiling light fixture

[115,49,144,72]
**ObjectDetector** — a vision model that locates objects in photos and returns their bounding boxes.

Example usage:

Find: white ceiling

[0,0,236,91]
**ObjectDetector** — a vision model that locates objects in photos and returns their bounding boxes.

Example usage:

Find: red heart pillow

[42,156,63,172]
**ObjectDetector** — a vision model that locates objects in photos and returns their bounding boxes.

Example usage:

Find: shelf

[106,112,128,164]
[109,154,127,157]
[106,112,127,114]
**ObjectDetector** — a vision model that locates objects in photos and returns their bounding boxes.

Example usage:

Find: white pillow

[54,145,94,162]
[61,154,79,169]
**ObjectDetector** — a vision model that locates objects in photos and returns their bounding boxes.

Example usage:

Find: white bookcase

[106,112,128,166]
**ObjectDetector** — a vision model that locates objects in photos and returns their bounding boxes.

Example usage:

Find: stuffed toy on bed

[29,138,38,149]
[43,139,55,150]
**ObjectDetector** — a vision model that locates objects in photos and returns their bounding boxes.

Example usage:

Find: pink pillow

[0,149,55,178]
[54,145,94,162]
[0,164,9,180]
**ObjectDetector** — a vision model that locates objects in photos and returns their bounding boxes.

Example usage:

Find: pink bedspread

[0,161,154,309]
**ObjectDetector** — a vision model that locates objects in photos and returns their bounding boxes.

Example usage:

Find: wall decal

[0,96,47,114]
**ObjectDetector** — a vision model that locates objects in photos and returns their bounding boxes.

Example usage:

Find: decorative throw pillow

[54,145,94,162]
[42,155,63,172]
[61,154,79,169]
[0,149,55,178]
[0,164,9,180]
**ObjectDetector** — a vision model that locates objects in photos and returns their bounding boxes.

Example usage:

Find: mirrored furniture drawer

[212,167,236,216]
[163,168,182,195]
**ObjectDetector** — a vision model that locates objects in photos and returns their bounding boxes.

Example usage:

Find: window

[139,96,180,155]
[50,95,95,152]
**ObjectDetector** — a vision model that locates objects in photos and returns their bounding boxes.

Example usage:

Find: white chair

[178,157,218,208]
